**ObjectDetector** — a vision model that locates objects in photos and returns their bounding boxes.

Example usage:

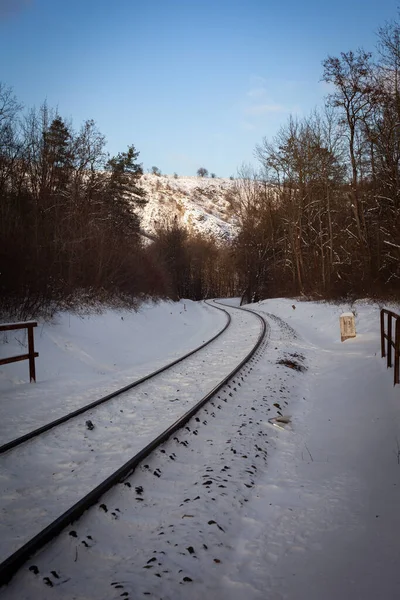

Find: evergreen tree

[105,144,146,236]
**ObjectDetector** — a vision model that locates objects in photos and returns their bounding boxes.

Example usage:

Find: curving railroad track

[0,302,231,455]
[0,300,267,587]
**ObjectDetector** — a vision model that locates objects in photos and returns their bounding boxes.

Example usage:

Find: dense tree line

[234,16,400,302]
[0,92,159,316]
[0,92,234,317]
[3,13,400,316]
[150,217,236,301]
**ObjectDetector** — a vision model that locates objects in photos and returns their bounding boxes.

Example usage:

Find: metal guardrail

[380,309,400,385]
[0,321,38,382]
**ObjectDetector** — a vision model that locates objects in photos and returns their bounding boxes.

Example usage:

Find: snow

[0,299,224,443]
[2,297,400,599]
[136,174,239,242]
[214,298,400,600]
[0,302,262,567]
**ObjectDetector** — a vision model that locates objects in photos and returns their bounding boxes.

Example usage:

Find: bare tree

[322,50,375,245]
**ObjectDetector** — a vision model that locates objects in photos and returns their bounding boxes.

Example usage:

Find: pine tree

[105,144,146,236]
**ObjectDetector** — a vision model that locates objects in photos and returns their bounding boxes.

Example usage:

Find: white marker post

[340,312,356,342]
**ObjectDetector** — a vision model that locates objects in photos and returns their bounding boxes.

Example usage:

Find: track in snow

[0,302,266,586]
[0,303,230,455]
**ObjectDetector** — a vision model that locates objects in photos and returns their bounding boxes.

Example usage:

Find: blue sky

[0,0,398,177]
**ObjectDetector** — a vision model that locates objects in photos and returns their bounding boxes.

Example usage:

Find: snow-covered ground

[0,302,262,566]
[2,298,400,599]
[217,298,400,600]
[136,174,239,242]
[0,300,225,443]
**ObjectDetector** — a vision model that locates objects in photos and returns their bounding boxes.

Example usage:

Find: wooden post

[27,324,36,383]
[380,309,400,386]
[0,321,38,383]
[381,310,386,358]
[387,313,393,369]
[395,319,400,386]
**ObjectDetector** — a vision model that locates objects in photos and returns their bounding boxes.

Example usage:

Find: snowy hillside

[135,174,239,242]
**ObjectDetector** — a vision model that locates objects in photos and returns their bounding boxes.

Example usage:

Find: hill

[136,174,239,242]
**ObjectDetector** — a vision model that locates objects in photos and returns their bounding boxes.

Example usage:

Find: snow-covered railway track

[0,302,267,586]
[0,303,231,456]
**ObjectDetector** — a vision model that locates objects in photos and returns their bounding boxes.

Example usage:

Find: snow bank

[255,297,383,347]
[0,300,225,439]
[217,297,400,600]
[3,297,400,599]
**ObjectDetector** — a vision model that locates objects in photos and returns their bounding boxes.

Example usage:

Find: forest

[1,16,400,317]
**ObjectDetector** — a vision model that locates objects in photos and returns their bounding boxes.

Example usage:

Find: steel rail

[0,302,267,587]
[0,302,230,455]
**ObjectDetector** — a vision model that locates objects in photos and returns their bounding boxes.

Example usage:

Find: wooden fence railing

[380,309,400,386]
[0,321,38,382]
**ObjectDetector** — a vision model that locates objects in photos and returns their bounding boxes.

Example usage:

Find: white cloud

[247,87,267,99]
[245,103,288,115]
[246,75,267,99]
[239,121,256,131]
[249,75,267,87]
[239,75,301,127]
